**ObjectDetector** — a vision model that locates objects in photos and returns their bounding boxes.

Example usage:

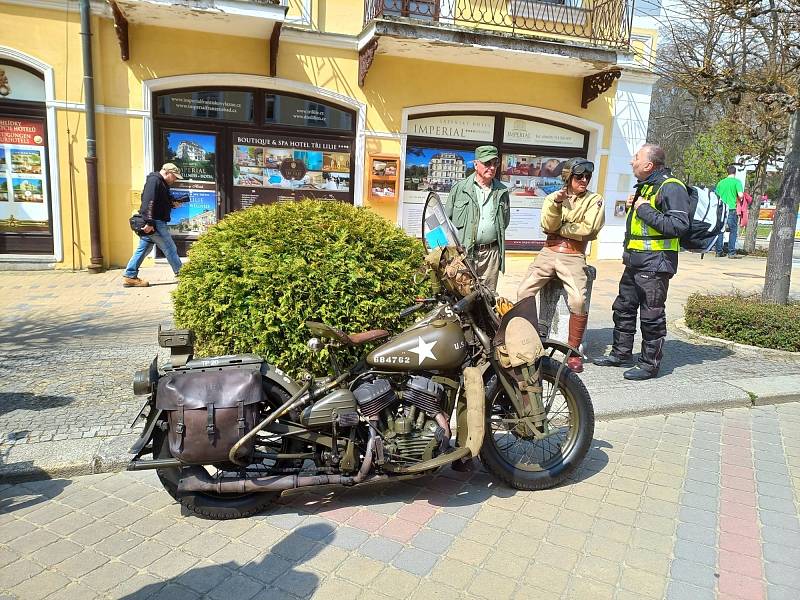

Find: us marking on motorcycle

[410,337,437,365]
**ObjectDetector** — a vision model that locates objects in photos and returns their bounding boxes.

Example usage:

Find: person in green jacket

[444,145,511,292]
[715,166,744,258]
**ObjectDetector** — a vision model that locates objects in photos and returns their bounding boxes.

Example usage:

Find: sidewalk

[1,401,799,600]
[1,252,798,481]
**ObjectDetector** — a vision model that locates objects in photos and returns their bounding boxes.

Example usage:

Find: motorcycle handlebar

[399,303,425,318]
[452,289,481,315]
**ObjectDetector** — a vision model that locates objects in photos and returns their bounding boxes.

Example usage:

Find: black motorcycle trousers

[611,267,670,372]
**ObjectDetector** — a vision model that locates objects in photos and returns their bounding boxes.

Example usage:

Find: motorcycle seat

[347,329,390,345]
[305,321,390,346]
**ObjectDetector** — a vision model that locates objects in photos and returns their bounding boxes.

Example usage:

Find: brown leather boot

[567,313,589,373]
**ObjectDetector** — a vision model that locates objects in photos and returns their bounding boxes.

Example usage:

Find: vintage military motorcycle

[128,193,595,519]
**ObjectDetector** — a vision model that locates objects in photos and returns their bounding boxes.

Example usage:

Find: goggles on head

[571,161,594,176]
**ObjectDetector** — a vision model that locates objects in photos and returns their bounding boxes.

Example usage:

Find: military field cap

[475,145,499,163]
[161,162,184,179]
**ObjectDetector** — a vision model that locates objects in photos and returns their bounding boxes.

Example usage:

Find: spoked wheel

[479,356,595,490]
[154,381,304,520]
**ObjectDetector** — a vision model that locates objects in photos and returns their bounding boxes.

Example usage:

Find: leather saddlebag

[156,367,263,464]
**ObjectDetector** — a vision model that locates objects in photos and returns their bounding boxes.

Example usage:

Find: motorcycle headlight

[133,357,159,395]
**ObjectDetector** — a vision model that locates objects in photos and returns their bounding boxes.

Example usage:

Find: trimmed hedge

[685,293,800,352]
[173,200,430,377]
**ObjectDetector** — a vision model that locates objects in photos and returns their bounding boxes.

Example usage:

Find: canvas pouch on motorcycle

[156,368,263,464]
[494,296,544,368]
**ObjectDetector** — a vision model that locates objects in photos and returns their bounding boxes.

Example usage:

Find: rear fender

[262,362,302,396]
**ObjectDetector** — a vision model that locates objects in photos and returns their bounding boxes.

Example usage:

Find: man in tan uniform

[517,158,605,373]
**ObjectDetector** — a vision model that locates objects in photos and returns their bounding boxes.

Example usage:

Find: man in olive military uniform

[445,145,511,292]
[594,144,690,380]
[517,158,605,373]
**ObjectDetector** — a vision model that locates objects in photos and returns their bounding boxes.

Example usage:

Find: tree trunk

[762,112,800,304]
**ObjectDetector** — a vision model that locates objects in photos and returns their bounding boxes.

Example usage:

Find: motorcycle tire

[153,381,296,520]
[479,356,594,491]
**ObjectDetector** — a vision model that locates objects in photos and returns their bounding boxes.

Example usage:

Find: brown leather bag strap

[206,403,216,435]
[176,404,185,434]
[238,400,246,436]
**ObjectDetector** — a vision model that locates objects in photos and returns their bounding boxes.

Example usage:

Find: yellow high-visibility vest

[625,177,683,252]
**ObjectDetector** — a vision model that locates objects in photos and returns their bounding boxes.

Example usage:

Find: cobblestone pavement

[1,254,798,470]
[1,402,799,599]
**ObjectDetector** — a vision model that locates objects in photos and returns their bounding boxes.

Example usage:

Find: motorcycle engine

[353,376,448,466]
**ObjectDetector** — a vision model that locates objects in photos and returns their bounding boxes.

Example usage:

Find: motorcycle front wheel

[480,356,595,490]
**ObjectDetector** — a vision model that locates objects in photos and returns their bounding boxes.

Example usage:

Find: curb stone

[672,318,800,361]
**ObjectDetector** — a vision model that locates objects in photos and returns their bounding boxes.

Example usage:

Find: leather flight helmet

[560,157,595,183]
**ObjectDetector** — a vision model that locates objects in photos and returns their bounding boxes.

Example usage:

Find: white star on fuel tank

[409,337,437,365]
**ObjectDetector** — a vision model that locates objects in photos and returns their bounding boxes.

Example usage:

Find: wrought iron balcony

[364,0,634,50]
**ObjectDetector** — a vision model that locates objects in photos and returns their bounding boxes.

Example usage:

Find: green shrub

[685,293,800,352]
[173,201,430,377]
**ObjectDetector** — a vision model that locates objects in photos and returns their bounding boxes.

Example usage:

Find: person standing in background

[715,166,744,258]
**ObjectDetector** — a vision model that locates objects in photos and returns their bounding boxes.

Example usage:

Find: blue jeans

[715,210,739,256]
[124,220,183,277]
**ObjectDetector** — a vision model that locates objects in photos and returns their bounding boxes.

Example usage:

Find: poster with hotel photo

[10,147,42,174]
[168,188,217,235]
[165,131,216,183]
[0,179,8,202]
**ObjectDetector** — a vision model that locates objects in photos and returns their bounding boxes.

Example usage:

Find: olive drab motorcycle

[128,192,595,519]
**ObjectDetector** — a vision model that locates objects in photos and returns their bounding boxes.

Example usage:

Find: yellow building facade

[0,0,658,270]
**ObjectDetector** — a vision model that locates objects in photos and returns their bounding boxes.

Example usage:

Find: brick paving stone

[429,557,477,590]
[337,554,385,583]
[468,568,517,599]
[9,569,71,600]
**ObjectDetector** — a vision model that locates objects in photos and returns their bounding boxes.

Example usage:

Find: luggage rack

[158,325,195,367]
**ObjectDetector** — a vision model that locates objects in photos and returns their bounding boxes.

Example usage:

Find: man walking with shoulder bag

[123,163,185,287]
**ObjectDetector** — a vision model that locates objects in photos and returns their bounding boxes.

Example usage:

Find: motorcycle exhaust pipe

[178,469,354,494]
[178,427,379,494]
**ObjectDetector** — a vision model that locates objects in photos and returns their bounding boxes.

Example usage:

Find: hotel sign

[503,118,585,148]
[408,115,495,142]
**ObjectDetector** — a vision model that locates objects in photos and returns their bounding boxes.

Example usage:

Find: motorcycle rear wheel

[153,429,280,520]
[154,381,297,520]
[479,356,594,491]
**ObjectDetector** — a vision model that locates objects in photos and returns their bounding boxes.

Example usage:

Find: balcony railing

[364,0,634,50]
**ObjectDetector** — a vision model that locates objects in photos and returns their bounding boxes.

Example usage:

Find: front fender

[543,338,580,358]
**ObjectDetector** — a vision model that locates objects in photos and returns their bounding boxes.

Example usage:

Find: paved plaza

[1,251,799,598]
[1,402,800,599]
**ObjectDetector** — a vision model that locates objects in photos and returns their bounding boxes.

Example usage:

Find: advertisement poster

[401,146,569,250]
[501,153,569,250]
[168,186,217,235]
[402,146,475,237]
[231,131,352,208]
[0,118,50,233]
[163,131,217,183]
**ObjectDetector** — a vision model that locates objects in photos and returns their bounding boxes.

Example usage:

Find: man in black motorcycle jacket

[593,144,690,381]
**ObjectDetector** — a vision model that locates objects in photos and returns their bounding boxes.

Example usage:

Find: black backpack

[682,184,727,252]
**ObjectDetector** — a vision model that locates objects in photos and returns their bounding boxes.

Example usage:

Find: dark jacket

[623,168,690,274]
[139,172,173,224]
[445,174,511,271]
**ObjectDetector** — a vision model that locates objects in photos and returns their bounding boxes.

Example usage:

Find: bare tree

[652,0,799,303]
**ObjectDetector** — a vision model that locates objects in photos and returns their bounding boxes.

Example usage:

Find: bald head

[631,144,666,180]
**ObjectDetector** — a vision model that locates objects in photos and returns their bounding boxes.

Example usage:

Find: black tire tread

[479,357,595,491]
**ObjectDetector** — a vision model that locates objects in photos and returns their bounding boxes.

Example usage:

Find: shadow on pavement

[119,523,332,599]
[583,327,733,375]
[0,314,158,348]
[567,438,612,485]
[0,392,74,418]
[0,473,71,512]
